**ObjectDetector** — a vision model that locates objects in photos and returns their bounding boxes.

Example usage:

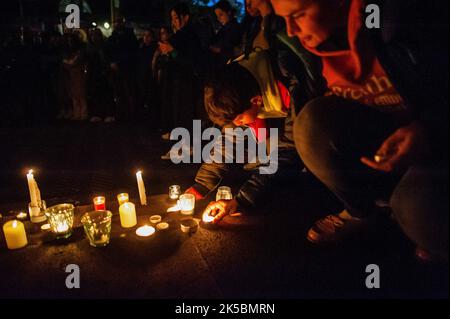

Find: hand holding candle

[119,202,137,228]
[136,171,147,206]
[3,220,28,250]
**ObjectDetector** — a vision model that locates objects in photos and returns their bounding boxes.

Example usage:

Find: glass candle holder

[117,193,129,206]
[179,194,195,216]
[44,204,74,239]
[216,186,233,201]
[169,185,181,200]
[81,210,113,247]
[28,200,47,223]
[93,196,106,211]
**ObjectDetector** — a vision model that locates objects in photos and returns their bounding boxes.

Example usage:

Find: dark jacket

[211,19,242,63]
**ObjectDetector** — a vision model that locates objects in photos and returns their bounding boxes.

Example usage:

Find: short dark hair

[214,0,237,17]
[171,2,190,17]
[205,63,261,126]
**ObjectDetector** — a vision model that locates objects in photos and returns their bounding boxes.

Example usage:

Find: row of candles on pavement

[3,170,233,250]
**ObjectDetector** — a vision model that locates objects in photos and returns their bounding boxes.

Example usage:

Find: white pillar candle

[119,202,137,228]
[3,220,28,250]
[136,171,147,206]
[27,170,38,207]
[34,180,41,203]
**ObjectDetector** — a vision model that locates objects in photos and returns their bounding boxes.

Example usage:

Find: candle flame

[202,211,215,223]
[28,169,33,175]
[12,220,18,228]
[136,170,142,176]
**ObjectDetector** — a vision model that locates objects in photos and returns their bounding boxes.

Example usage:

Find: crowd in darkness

[0,1,247,129]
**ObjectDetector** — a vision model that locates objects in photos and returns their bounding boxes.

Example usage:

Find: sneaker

[104,116,116,123]
[307,210,368,244]
[90,116,103,123]
[161,132,171,140]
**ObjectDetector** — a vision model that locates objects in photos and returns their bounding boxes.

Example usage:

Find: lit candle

[149,215,162,224]
[117,193,129,206]
[136,225,155,237]
[179,194,195,215]
[136,171,147,206]
[56,222,69,233]
[3,220,28,250]
[202,211,215,223]
[169,185,181,200]
[119,202,137,228]
[41,224,51,231]
[156,222,169,231]
[93,196,106,211]
[16,212,28,221]
[27,170,38,207]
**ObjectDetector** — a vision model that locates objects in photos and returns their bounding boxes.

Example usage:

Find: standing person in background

[210,0,243,65]
[86,27,115,123]
[105,17,139,122]
[152,26,174,132]
[159,2,204,159]
[62,31,88,121]
[137,29,158,123]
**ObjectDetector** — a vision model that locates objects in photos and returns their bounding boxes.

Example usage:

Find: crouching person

[272,0,449,261]
[186,63,304,223]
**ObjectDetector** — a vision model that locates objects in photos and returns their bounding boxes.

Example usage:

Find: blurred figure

[137,29,158,121]
[105,17,139,121]
[159,2,204,155]
[62,31,88,121]
[86,28,115,123]
[152,26,174,132]
[210,0,242,64]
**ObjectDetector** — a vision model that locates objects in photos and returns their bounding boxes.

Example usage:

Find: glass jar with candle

[216,186,233,201]
[178,194,195,216]
[93,196,106,211]
[81,210,113,247]
[45,204,74,239]
[169,185,181,200]
[117,193,129,206]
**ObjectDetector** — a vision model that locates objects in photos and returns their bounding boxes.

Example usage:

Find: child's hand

[203,199,240,224]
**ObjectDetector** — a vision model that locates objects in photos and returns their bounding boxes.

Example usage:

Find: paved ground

[0,122,448,299]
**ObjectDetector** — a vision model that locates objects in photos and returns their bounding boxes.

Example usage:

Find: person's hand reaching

[361,121,427,172]
[203,199,241,224]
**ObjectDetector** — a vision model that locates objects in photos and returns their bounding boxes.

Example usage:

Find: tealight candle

[117,193,129,206]
[202,211,215,223]
[136,225,155,237]
[41,223,51,231]
[3,220,28,250]
[16,212,28,221]
[93,196,106,211]
[119,202,137,228]
[149,215,162,224]
[156,222,169,231]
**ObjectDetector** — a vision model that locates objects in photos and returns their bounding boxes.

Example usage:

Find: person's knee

[294,97,341,169]
[391,167,449,256]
